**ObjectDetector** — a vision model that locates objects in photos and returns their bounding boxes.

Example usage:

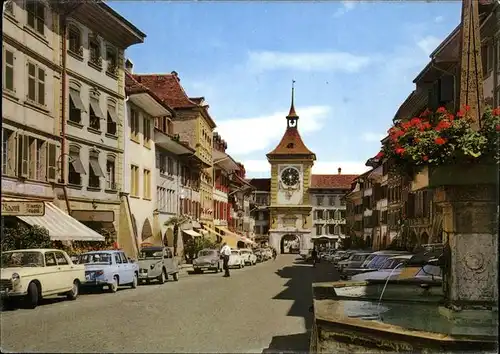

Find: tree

[339,236,366,250]
[1,224,52,251]
[164,216,190,256]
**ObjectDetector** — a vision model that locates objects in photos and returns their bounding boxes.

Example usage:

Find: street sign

[2,200,45,216]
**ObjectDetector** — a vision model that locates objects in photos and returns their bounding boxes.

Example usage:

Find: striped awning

[4,198,105,242]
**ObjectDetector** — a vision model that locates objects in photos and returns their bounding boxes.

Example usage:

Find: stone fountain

[310,0,498,352]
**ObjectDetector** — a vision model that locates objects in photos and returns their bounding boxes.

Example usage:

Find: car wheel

[158,269,166,284]
[131,273,138,289]
[172,272,179,281]
[66,280,79,300]
[109,276,119,293]
[25,282,39,309]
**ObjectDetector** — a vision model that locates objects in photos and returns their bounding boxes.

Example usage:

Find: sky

[109,0,462,178]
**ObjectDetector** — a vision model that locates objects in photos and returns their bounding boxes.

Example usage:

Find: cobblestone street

[0,255,336,353]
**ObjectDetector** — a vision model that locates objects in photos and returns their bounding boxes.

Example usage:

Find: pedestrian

[273,248,277,261]
[311,247,318,268]
[220,242,232,277]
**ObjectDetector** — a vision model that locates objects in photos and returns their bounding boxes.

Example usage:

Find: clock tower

[267,82,316,254]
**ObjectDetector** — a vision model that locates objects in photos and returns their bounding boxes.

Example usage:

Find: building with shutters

[309,170,357,249]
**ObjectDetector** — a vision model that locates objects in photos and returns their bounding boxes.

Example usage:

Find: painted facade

[2,1,61,204]
[249,178,271,243]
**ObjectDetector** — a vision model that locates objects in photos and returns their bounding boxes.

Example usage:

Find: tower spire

[287,80,298,118]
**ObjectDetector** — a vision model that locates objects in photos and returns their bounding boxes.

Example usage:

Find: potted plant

[377,106,499,190]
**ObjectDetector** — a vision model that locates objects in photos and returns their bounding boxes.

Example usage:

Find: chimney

[171,71,179,80]
[124,58,133,74]
[338,167,342,175]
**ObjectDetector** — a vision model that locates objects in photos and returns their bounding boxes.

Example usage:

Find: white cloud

[333,1,358,18]
[417,36,441,56]
[247,51,372,73]
[216,105,331,156]
[434,16,444,23]
[243,159,370,178]
[361,132,385,142]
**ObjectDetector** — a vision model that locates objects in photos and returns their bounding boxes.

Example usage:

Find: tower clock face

[281,167,300,186]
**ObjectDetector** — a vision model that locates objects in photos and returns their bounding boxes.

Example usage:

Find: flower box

[411,163,498,192]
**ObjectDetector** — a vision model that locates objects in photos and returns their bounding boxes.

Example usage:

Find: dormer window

[286,143,294,149]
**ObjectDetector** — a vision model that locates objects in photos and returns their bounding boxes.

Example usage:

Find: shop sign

[2,201,45,216]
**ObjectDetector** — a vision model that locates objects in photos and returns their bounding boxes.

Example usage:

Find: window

[316,210,324,219]
[328,196,335,206]
[106,46,117,75]
[328,225,335,235]
[144,117,151,147]
[315,225,322,235]
[143,169,151,199]
[106,156,116,190]
[45,252,57,266]
[130,165,139,196]
[89,96,103,130]
[68,146,85,185]
[28,137,45,180]
[114,253,122,264]
[88,151,103,189]
[167,156,174,175]
[68,25,82,55]
[54,252,69,265]
[2,129,15,176]
[3,49,14,92]
[27,62,45,106]
[89,35,102,67]
[130,108,140,141]
[4,0,13,15]
[107,103,117,135]
[26,1,45,35]
[17,134,29,178]
[316,196,324,206]
[119,252,128,264]
[157,187,166,211]
[69,88,85,123]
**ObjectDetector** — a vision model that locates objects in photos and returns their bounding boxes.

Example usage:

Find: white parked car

[228,249,245,269]
[0,249,85,309]
[239,249,257,266]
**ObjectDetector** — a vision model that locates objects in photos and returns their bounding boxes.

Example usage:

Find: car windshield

[139,249,163,259]
[351,254,368,262]
[366,255,393,269]
[231,251,239,255]
[380,258,407,269]
[198,250,215,257]
[78,253,112,264]
[1,251,44,268]
[416,264,442,277]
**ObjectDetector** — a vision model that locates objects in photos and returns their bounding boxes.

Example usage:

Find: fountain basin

[310,279,498,353]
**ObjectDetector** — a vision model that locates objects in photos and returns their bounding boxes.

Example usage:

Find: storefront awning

[183,229,201,237]
[213,149,240,172]
[8,200,105,242]
[218,227,243,241]
[203,225,223,238]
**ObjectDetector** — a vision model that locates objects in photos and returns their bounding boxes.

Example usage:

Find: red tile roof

[125,72,173,113]
[310,174,358,189]
[248,178,271,191]
[133,73,198,109]
[266,127,316,158]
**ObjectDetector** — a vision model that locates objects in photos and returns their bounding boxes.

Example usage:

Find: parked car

[228,249,245,268]
[1,249,85,309]
[78,250,139,293]
[338,252,372,274]
[349,255,414,281]
[263,248,273,260]
[239,249,257,265]
[192,249,223,273]
[360,251,410,270]
[138,246,180,282]
[254,249,265,262]
[351,261,442,282]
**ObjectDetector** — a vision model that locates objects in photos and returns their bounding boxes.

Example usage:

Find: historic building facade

[132,73,215,229]
[249,178,271,244]
[309,171,356,249]
[267,90,315,254]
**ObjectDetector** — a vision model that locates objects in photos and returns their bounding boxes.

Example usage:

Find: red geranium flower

[436,107,447,113]
[447,113,455,121]
[434,137,446,145]
[422,155,429,161]
[456,110,465,118]
[395,147,405,155]
[496,124,500,132]
[492,108,500,116]
[410,117,421,126]
[435,120,452,131]
[420,109,431,118]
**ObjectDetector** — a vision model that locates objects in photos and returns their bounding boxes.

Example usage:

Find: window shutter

[20,135,29,177]
[7,132,17,175]
[47,143,57,181]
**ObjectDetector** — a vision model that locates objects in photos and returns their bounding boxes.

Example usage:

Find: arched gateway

[280,234,300,254]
